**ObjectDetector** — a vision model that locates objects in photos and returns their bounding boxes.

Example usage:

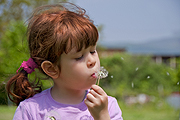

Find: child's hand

[84,85,110,120]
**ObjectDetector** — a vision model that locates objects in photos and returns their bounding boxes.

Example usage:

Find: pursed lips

[91,73,97,78]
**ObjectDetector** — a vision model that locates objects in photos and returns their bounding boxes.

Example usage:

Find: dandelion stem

[97,76,100,86]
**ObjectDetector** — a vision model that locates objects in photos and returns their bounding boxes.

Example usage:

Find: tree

[0,0,67,37]
[0,20,28,80]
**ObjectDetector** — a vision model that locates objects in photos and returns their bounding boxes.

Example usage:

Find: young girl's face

[57,45,100,90]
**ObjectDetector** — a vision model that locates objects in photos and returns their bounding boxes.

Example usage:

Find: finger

[86,92,96,103]
[89,89,100,98]
[84,98,94,107]
[91,84,107,96]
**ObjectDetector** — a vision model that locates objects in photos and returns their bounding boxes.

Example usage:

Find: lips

[91,73,97,78]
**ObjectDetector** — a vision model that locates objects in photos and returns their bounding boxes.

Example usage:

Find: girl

[6,2,123,120]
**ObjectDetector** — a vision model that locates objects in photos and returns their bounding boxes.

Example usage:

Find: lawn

[0,101,179,120]
[120,102,179,120]
[0,106,16,120]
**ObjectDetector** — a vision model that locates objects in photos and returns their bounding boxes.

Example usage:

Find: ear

[41,61,60,79]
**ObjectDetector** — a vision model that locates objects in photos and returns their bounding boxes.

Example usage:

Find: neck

[51,84,87,105]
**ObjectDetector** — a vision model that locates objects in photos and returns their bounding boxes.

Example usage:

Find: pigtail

[6,69,42,106]
[6,58,41,106]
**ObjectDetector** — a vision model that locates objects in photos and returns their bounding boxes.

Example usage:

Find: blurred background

[0,0,179,120]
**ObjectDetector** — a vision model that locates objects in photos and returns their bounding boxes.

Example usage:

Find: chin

[84,84,95,90]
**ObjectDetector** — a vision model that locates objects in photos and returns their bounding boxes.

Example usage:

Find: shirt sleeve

[108,97,123,120]
[13,102,32,120]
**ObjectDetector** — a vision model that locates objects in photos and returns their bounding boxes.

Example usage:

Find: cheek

[96,54,100,66]
[68,62,84,74]
[97,59,100,68]
[60,60,74,75]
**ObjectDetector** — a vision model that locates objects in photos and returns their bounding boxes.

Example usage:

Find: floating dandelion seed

[2,81,6,85]
[147,76,150,79]
[135,67,139,71]
[96,66,108,85]
[177,82,179,85]
[121,57,124,60]
[166,72,170,76]
[132,82,134,88]
[111,75,113,78]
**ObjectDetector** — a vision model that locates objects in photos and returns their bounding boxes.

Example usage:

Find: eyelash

[75,55,83,61]
[90,50,96,54]
[75,50,96,61]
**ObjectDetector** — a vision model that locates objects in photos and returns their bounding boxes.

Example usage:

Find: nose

[87,54,96,68]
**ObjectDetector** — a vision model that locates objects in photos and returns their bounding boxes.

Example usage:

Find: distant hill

[100,37,180,56]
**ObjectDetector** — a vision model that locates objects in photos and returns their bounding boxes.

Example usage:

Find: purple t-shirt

[13,88,123,120]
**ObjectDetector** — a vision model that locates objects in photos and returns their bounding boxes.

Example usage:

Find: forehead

[67,45,96,55]
[67,46,79,55]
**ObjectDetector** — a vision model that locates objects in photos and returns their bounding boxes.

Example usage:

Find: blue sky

[73,0,180,44]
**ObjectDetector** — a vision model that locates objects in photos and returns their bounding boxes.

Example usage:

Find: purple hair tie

[17,58,38,74]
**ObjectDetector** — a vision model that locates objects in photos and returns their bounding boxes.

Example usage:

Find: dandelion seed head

[96,66,108,79]
[96,66,108,85]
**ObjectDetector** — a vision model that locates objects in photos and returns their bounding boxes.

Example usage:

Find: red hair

[6,3,99,105]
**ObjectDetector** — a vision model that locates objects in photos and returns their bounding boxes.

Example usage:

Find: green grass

[0,106,16,120]
[119,101,179,120]
[0,101,179,120]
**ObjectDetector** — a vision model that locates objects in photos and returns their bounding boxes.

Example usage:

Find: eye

[90,50,96,54]
[75,55,83,61]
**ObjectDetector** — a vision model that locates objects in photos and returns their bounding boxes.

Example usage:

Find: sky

[72,0,180,45]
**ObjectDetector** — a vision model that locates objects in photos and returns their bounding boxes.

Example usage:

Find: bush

[0,21,28,105]
[0,84,8,105]
[0,21,53,105]
[99,53,178,100]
